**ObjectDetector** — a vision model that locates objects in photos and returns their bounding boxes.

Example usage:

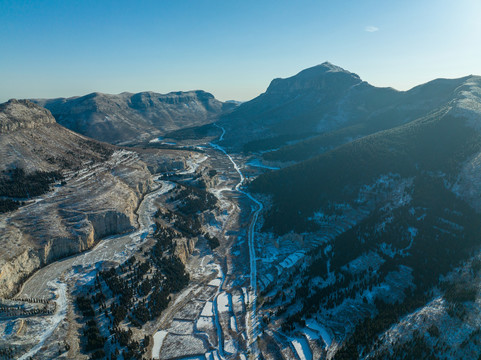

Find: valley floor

[7,126,475,360]
[0,129,280,359]
[0,129,416,360]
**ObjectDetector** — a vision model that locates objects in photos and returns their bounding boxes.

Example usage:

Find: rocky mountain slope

[219,62,472,154]
[263,76,475,163]
[0,99,56,132]
[247,74,481,358]
[34,90,235,144]
[0,100,189,297]
[251,75,481,232]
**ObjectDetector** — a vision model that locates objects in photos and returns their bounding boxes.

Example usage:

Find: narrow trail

[211,124,262,359]
[212,264,226,359]
[17,281,67,360]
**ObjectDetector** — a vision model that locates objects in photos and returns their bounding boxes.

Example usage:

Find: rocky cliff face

[0,150,150,297]
[0,208,139,297]
[0,99,56,134]
[0,249,41,298]
[87,211,134,242]
[174,237,197,264]
[34,90,235,144]
[0,100,191,298]
[0,101,114,174]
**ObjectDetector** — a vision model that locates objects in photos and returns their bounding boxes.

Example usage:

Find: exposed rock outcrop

[174,237,197,265]
[0,99,55,134]
[0,249,41,298]
[87,211,134,241]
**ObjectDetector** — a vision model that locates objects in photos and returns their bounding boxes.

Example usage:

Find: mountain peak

[266,62,362,95]
[294,62,360,80]
[312,61,351,73]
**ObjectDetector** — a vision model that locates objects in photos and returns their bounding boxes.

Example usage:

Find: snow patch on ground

[230,316,238,332]
[246,158,280,170]
[217,292,230,313]
[169,320,195,335]
[152,330,168,359]
[195,316,214,332]
[201,301,214,317]
[156,180,176,194]
[208,278,222,287]
[224,337,238,355]
[179,154,208,175]
[149,136,163,143]
[279,251,305,270]
[453,78,481,125]
[291,337,313,360]
[306,319,332,348]
[18,280,67,360]
[344,251,384,274]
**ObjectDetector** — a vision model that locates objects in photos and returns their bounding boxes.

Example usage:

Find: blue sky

[1,0,480,102]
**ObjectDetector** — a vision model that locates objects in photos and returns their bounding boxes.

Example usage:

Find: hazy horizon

[1,0,480,103]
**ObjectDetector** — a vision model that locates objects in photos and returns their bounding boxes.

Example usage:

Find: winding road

[211,124,262,359]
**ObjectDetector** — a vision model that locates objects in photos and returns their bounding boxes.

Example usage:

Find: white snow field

[152,330,168,359]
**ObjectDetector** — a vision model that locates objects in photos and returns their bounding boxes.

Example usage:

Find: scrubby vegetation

[277,173,481,356]
[161,184,217,239]
[170,184,217,215]
[164,122,216,140]
[242,133,311,154]
[75,296,106,358]
[251,113,481,234]
[205,233,220,249]
[0,168,63,199]
[251,112,481,357]
[74,209,190,359]
[0,168,63,213]
[0,198,23,213]
[163,210,201,237]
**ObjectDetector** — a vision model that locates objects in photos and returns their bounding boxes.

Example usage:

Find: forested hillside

[251,110,481,233]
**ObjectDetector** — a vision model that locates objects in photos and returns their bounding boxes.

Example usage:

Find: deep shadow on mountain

[250,107,481,233]
[218,62,472,155]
